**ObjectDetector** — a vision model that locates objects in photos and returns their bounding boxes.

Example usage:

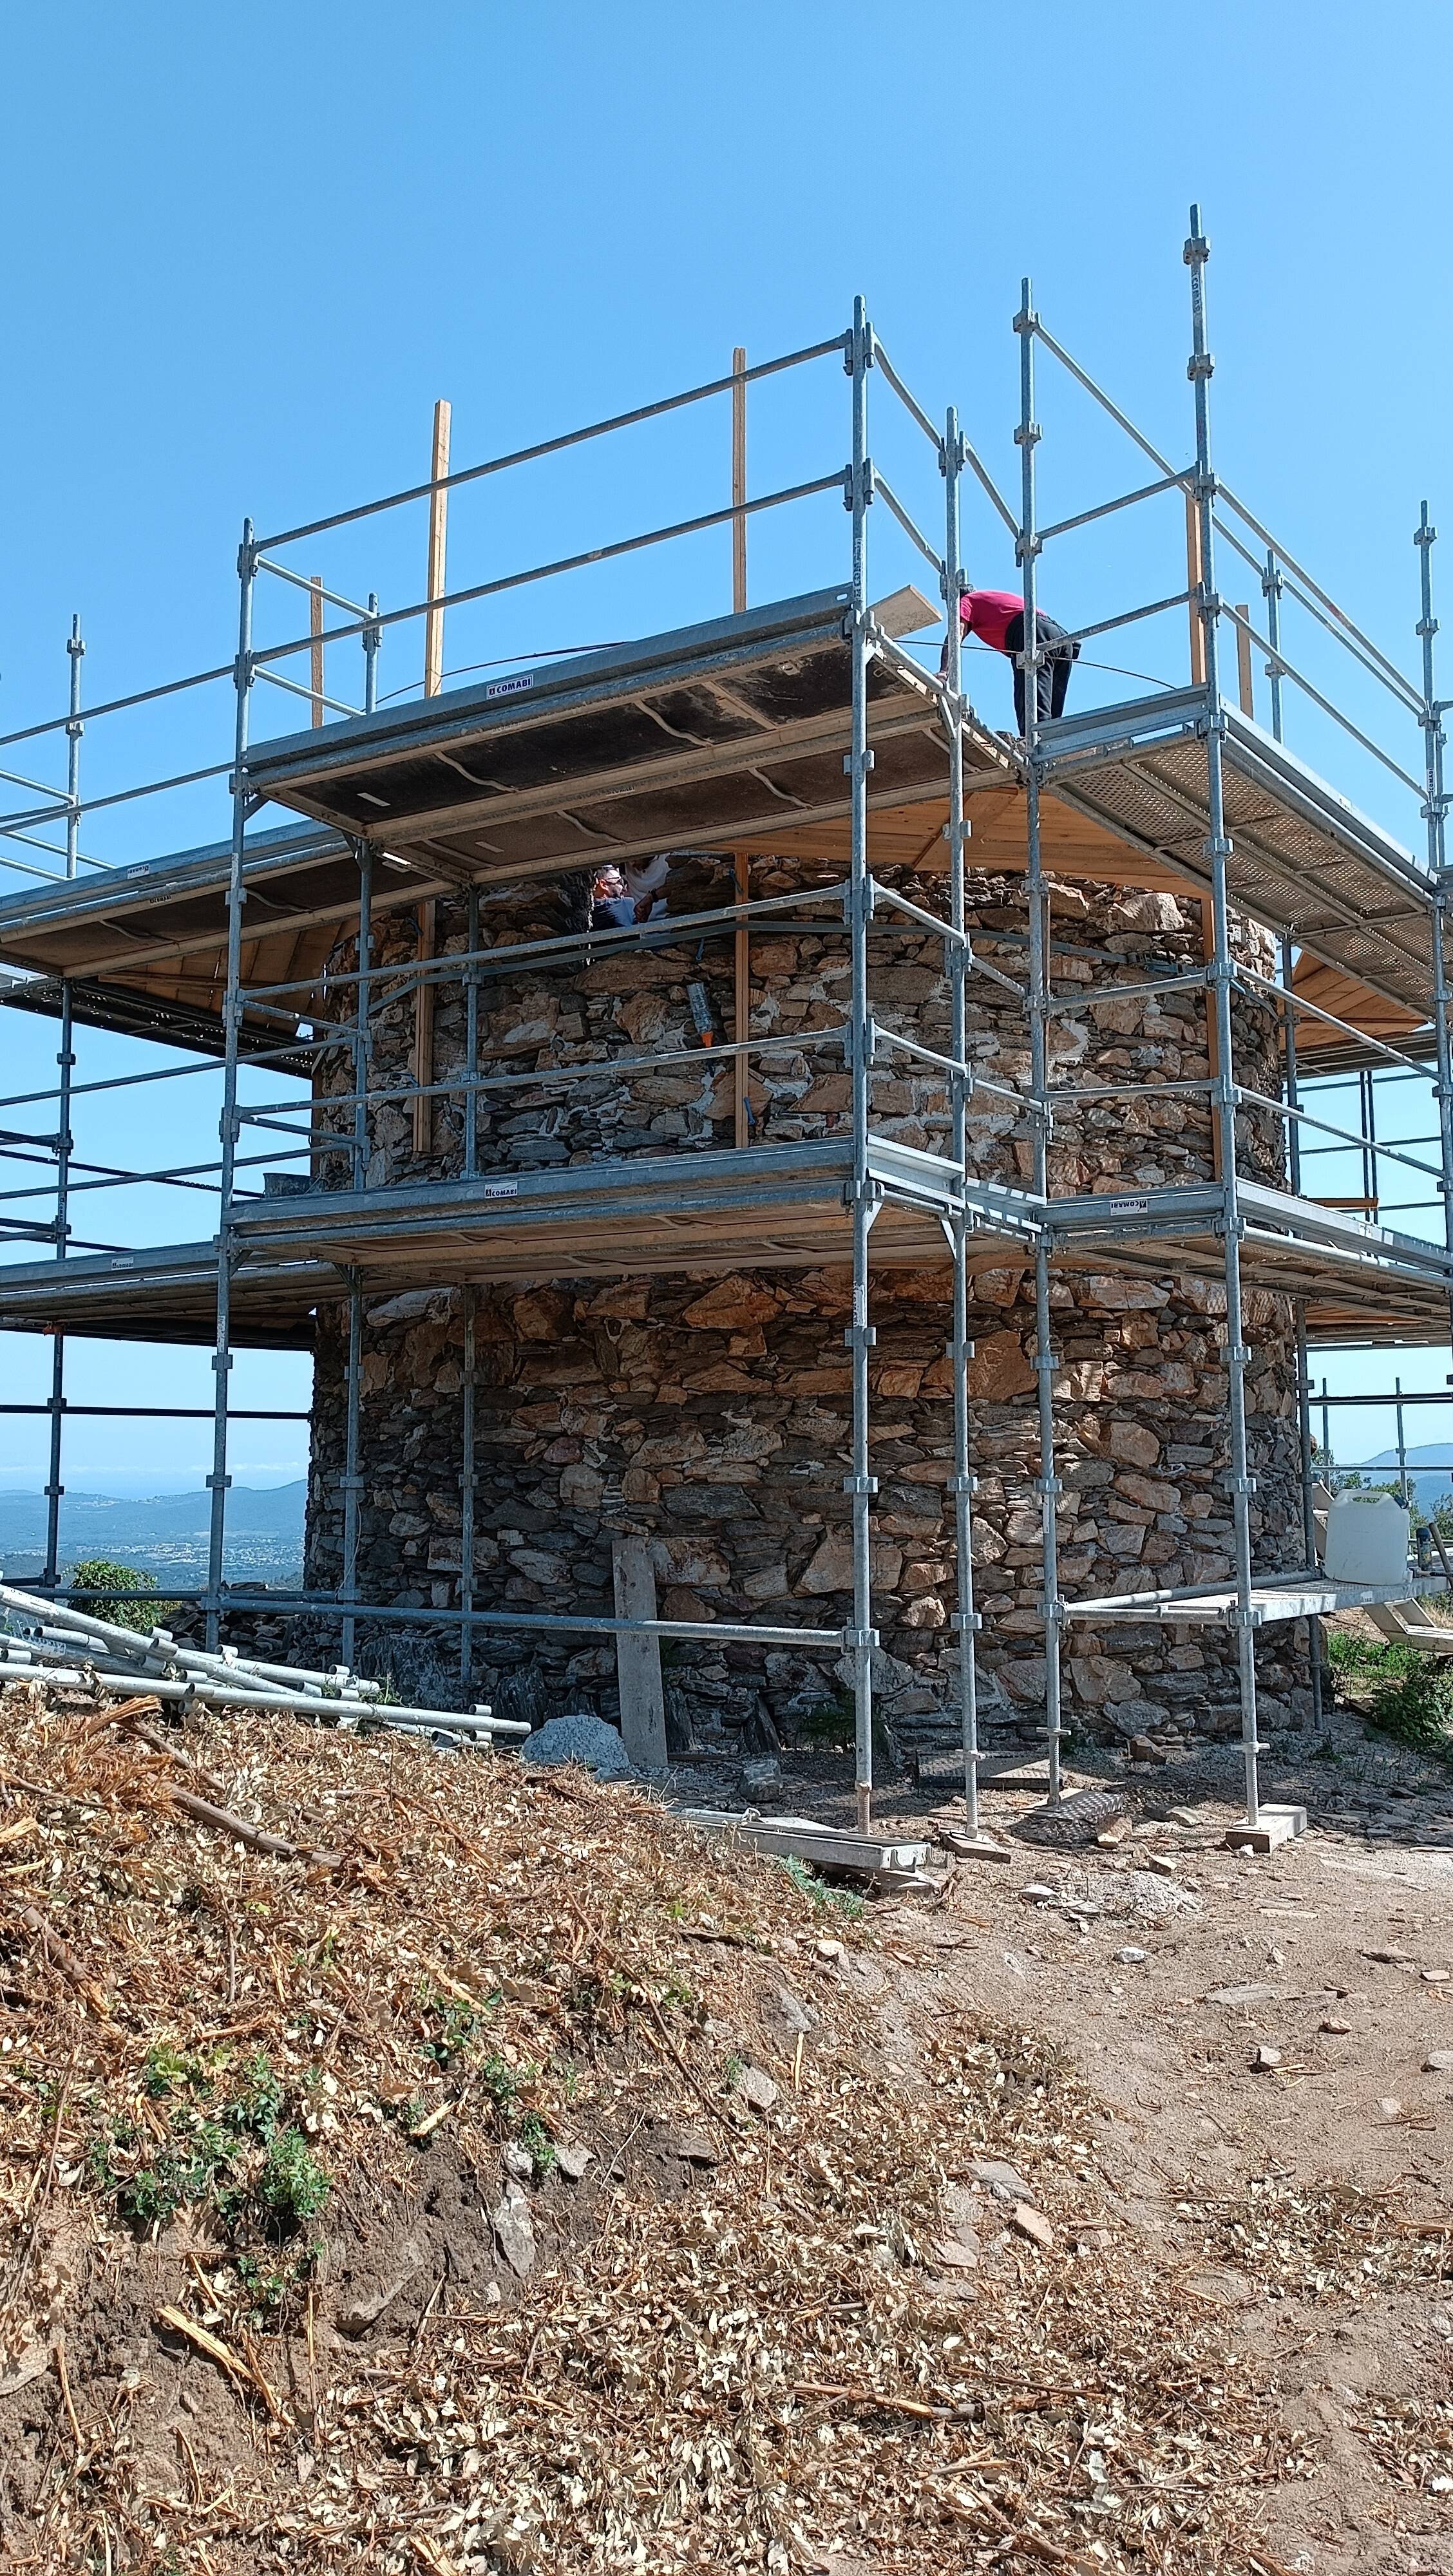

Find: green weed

[774,1852,865,1919]
[518,2112,556,2176]
[88,2052,325,2239]
[256,2128,330,2227]
[222,2052,283,2143]
[142,2041,210,2099]
[419,1993,483,2067]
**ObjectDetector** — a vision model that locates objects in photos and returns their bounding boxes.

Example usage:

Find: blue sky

[1,1,1450,1490]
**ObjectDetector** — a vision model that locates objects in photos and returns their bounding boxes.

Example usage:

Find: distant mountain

[0,1482,305,1589]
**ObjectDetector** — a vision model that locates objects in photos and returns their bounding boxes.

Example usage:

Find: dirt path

[783,1701,1453,2574]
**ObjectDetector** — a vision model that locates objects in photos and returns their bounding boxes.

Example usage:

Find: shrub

[1326,1628,1453,1762]
[1368,1656,1453,1761]
[70,1559,178,1632]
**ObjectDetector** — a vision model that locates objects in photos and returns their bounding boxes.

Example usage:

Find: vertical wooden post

[734,851,750,1148]
[309,577,325,727]
[1234,605,1255,717]
[1201,896,1221,1180]
[1185,489,1206,686]
[424,399,451,699]
[732,346,748,617]
[414,400,451,1158]
[412,897,437,1157]
[612,1536,668,1771]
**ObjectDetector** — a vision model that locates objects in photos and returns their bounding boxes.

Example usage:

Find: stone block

[681,1276,782,1331]
[798,1535,903,1595]
[964,1330,1036,1402]
[899,1596,948,1630]
[1068,1655,1135,1707]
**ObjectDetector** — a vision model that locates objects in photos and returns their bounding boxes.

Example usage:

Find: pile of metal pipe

[0,1579,524,1743]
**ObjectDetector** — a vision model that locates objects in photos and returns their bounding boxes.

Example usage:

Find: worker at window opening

[950,589,1079,735]
[591,866,636,929]
[591,854,672,928]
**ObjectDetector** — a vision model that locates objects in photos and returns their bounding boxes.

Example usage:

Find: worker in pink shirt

[951,587,1079,735]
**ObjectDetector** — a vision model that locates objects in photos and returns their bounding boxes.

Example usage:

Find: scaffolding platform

[241,588,1012,884]
[1061,1571,1417,1627]
[2,1148,1449,1349]
[0,1237,321,1349]
[0,819,413,1054]
[1038,685,1437,1021]
[1045,1175,1453,1341]
[224,1133,974,1285]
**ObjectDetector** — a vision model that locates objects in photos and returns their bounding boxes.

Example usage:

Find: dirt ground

[8,1657,1453,2571]
[669,1656,1453,2574]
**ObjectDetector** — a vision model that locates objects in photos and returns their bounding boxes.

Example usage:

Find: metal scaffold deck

[1039,688,1437,1023]
[1,1146,1450,1347]
[1062,1574,1423,1627]
[3,211,1452,1846]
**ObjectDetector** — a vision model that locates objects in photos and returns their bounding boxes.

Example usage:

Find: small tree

[70,1560,170,1633]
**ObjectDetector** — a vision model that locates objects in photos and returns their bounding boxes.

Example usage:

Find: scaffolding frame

[2,221,1451,1838]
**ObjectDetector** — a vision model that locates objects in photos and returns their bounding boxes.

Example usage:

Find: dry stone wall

[305,851,1309,1750]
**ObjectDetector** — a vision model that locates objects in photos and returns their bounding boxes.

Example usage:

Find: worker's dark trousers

[1003,611,1079,735]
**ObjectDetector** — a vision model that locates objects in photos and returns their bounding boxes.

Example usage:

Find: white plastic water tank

[1322,1489,1409,1588]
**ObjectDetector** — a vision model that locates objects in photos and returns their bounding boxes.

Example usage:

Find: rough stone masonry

[305,845,1310,1757]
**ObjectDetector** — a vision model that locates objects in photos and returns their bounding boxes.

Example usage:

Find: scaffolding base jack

[1224,1803,1307,1854]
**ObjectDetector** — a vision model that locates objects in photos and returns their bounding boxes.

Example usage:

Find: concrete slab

[1224,1803,1308,1854]
[678,1808,932,1882]
[938,1830,1013,1864]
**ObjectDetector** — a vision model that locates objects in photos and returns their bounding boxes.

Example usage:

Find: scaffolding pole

[363,591,381,717]
[41,984,73,1587]
[42,618,83,1589]
[460,1281,477,1686]
[464,882,480,1180]
[351,839,374,1191]
[1416,504,1453,1361]
[846,296,878,1836]
[1018,277,1064,1808]
[1280,932,1325,1736]
[1187,208,1262,1830]
[942,403,982,1832]
[1261,547,1286,744]
[337,1267,364,1669]
[205,525,255,1649]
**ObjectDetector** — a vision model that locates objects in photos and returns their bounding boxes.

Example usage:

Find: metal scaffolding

[2,213,1451,1840]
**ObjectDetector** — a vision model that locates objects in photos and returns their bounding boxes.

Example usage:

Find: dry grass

[0,1680,1309,2571]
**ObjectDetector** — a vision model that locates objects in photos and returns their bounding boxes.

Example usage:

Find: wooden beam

[731,347,747,616]
[1185,491,1206,686]
[411,897,436,1158]
[612,1538,668,1772]
[734,851,750,1148]
[424,399,451,701]
[309,577,325,728]
[1201,896,1220,1179]
[1234,605,1255,717]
